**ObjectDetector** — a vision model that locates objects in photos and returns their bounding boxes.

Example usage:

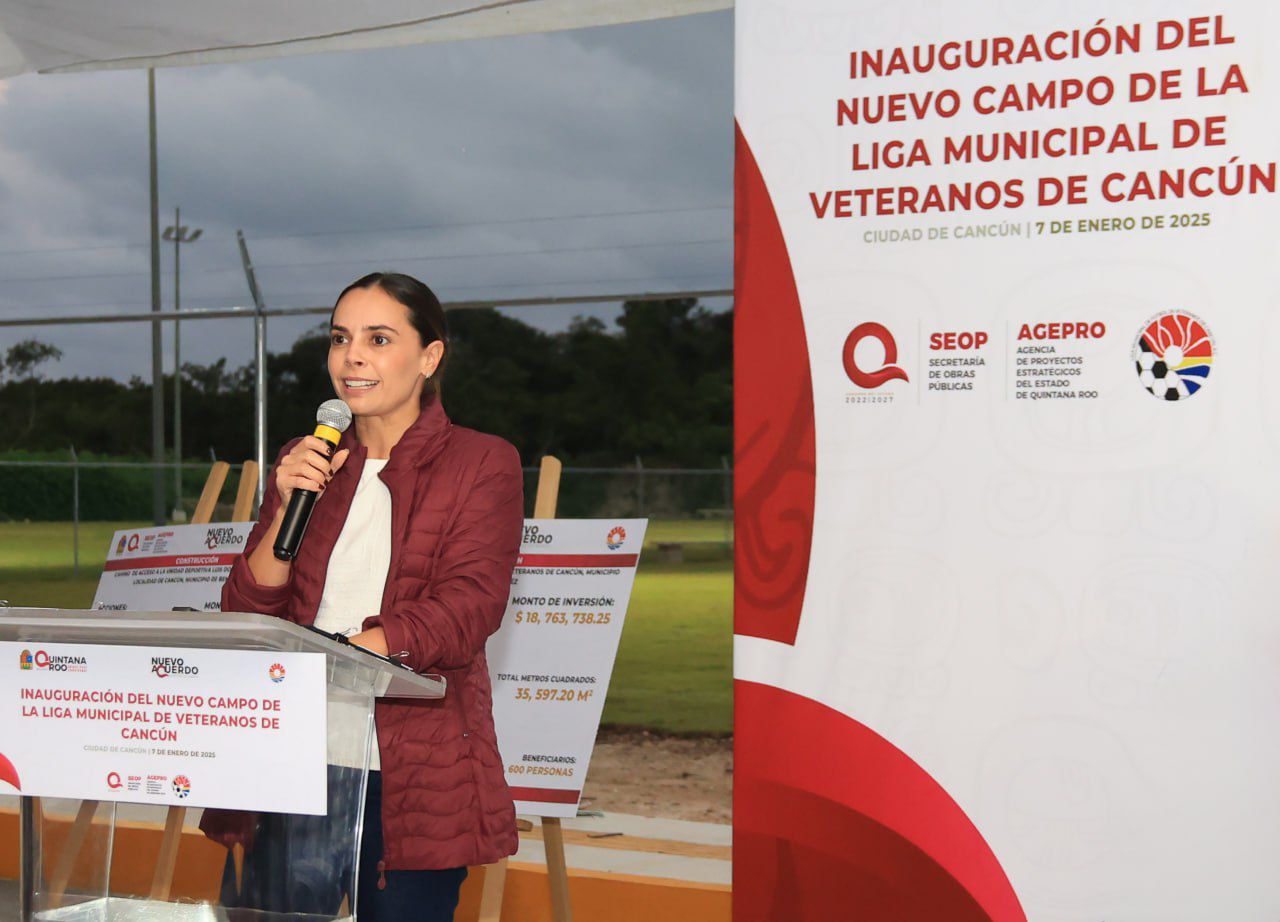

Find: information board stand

[152,458,257,900]
[1,608,444,921]
[479,455,573,922]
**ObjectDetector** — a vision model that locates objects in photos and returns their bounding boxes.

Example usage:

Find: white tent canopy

[0,0,729,77]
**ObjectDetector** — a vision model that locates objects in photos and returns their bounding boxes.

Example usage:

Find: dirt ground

[580,728,732,824]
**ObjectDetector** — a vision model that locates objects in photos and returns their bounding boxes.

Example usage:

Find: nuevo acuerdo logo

[172,775,191,799]
[205,526,245,551]
[607,526,627,550]
[151,656,199,679]
[1133,310,1214,400]
[522,524,553,546]
[843,322,909,389]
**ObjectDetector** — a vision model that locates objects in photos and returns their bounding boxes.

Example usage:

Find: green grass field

[0,520,731,734]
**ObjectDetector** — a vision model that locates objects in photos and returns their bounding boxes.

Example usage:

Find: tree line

[0,298,731,469]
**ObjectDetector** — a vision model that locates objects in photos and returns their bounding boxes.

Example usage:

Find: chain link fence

[1,455,734,572]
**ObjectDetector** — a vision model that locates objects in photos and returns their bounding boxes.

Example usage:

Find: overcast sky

[0,10,732,381]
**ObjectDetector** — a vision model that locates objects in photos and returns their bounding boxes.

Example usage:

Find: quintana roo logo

[843,322,909,388]
[607,527,627,550]
[1132,310,1214,401]
[269,663,286,683]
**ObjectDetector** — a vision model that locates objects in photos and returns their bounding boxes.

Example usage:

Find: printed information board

[487,518,647,818]
[0,642,326,814]
[93,522,253,612]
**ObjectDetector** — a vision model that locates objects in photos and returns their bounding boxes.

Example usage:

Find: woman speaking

[212,272,522,920]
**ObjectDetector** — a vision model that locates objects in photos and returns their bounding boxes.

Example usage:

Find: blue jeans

[218,768,466,920]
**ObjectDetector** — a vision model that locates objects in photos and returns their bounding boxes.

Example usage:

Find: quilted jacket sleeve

[364,439,523,672]
[220,439,300,619]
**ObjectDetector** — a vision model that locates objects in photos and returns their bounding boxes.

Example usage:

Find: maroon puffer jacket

[219,392,521,869]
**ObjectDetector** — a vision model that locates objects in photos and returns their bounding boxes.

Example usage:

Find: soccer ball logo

[1133,311,1214,401]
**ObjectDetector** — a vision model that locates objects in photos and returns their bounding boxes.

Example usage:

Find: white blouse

[314,458,391,771]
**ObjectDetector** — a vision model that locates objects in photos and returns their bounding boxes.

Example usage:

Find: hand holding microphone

[272,399,353,561]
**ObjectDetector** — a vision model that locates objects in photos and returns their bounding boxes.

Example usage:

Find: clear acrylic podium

[0,608,445,922]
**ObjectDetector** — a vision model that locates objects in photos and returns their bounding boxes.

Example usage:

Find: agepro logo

[843,322,909,389]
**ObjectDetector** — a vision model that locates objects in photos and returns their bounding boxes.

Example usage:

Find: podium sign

[0,641,326,814]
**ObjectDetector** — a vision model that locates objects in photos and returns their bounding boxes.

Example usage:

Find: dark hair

[332,271,448,393]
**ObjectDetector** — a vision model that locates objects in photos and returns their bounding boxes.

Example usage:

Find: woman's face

[327,285,443,417]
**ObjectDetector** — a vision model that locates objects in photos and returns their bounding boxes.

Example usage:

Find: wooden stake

[533,456,562,519]
[477,857,508,922]
[543,816,573,922]
[476,455,572,921]
[148,806,185,900]
[232,461,259,522]
[46,799,99,908]
[192,461,229,524]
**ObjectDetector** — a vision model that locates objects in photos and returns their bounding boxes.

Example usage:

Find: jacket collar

[337,389,452,474]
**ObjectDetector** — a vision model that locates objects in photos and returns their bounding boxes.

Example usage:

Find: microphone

[273,399,352,561]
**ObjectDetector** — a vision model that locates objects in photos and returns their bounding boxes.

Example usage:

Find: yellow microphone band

[314,424,342,446]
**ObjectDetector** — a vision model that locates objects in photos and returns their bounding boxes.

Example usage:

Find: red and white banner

[0,642,326,813]
[93,523,253,613]
[487,518,647,818]
[735,2,1280,919]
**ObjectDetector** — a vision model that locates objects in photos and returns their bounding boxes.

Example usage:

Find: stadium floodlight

[162,209,202,521]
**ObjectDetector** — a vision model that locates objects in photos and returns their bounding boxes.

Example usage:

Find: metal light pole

[163,209,202,521]
[148,68,165,525]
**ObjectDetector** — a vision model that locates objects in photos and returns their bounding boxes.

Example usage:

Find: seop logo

[843,322,909,389]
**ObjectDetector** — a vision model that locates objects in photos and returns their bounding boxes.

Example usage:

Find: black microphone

[273,399,352,561]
